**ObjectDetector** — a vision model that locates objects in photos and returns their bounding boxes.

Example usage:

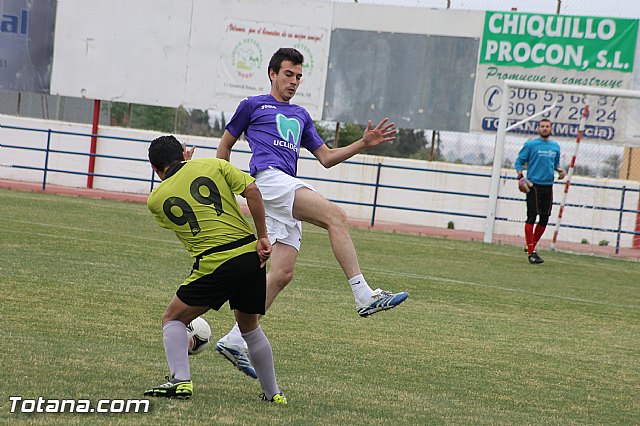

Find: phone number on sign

[507,88,619,124]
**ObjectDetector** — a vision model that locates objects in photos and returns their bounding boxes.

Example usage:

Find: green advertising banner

[480,12,638,72]
[471,11,640,142]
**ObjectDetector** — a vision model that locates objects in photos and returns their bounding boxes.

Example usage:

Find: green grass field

[1,188,639,425]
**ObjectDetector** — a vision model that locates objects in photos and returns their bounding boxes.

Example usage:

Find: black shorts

[176,251,266,315]
[526,184,553,217]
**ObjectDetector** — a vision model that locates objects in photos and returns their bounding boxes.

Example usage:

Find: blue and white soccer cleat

[357,289,410,318]
[215,337,258,379]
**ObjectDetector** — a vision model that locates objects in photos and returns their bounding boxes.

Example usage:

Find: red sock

[533,225,546,250]
[525,224,535,255]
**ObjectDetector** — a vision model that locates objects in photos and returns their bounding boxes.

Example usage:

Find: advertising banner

[471,11,639,142]
[0,0,57,93]
[215,18,329,116]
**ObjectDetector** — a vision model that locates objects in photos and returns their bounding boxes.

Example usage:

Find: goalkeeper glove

[517,174,532,193]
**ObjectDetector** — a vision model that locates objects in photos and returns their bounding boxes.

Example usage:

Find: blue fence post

[615,186,626,255]
[42,129,52,191]
[371,163,382,227]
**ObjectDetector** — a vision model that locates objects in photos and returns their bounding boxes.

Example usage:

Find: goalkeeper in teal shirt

[515,119,566,264]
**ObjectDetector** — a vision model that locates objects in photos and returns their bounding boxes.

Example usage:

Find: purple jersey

[226,94,325,177]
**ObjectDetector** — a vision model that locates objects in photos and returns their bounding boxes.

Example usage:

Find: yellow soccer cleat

[144,379,193,400]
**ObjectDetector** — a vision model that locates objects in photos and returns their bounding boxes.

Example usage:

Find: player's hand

[183,143,195,160]
[557,169,566,180]
[256,237,271,268]
[518,177,531,193]
[362,118,397,148]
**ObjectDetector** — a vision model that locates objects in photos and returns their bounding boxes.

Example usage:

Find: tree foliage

[602,154,621,178]
[108,102,216,137]
[315,122,435,160]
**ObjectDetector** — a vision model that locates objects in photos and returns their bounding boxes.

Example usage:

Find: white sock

[349,274,375,305]
[225,323,245,347]
[242,326,280,400]
[163,320,190,382]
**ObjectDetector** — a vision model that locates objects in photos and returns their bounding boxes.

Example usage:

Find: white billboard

[50,0,332,118]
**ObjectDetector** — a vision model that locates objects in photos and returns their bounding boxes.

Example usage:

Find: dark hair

[148,135,183,171]
[267,48,304,81]
[539,118,552,124]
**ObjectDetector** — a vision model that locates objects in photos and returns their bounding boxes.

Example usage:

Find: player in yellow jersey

[143,135,285,404]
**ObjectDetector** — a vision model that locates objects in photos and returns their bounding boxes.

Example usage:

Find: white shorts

[255,168,315,251]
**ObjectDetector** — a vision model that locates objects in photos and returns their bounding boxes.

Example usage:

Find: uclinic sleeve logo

[231,39,263,78]
[275,114,301,151]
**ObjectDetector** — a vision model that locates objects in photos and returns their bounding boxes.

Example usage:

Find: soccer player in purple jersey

[211,48,410,379]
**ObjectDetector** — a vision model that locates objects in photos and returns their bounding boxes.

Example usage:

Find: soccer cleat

[260,392,287,404]
[215,337,258,379]
[356,289,409,318]
[143,378,193,399]
[528,251,544,264]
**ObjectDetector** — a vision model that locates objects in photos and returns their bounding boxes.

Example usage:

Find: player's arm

[216,130,239,162]
[514,144,531,192]
[241,182,271,266]
[312,142,364,169]
[312,118,397,168]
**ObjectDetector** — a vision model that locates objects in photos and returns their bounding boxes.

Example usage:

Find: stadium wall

[1,114,638,247]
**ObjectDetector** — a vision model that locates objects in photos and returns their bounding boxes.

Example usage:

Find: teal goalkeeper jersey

[514,137,561,186]
[147,158,255,257]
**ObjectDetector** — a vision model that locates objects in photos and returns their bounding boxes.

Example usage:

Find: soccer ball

[186,316,211,356]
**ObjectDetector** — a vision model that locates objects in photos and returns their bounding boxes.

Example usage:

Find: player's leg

[527,185,546,264]
[532,185,553,256]
[266,240,298,309]
[235,311,285,404]
[161,296,210,382]
[293,187,360,277]
[292,187,409,317]
[216,240,298,378]
[144,297,208,399]
[524,189,537,255]
[225,251,285,403]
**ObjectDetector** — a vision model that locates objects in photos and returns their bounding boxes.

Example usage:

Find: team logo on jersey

[275,113,301,150]
[537,149,557,158]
